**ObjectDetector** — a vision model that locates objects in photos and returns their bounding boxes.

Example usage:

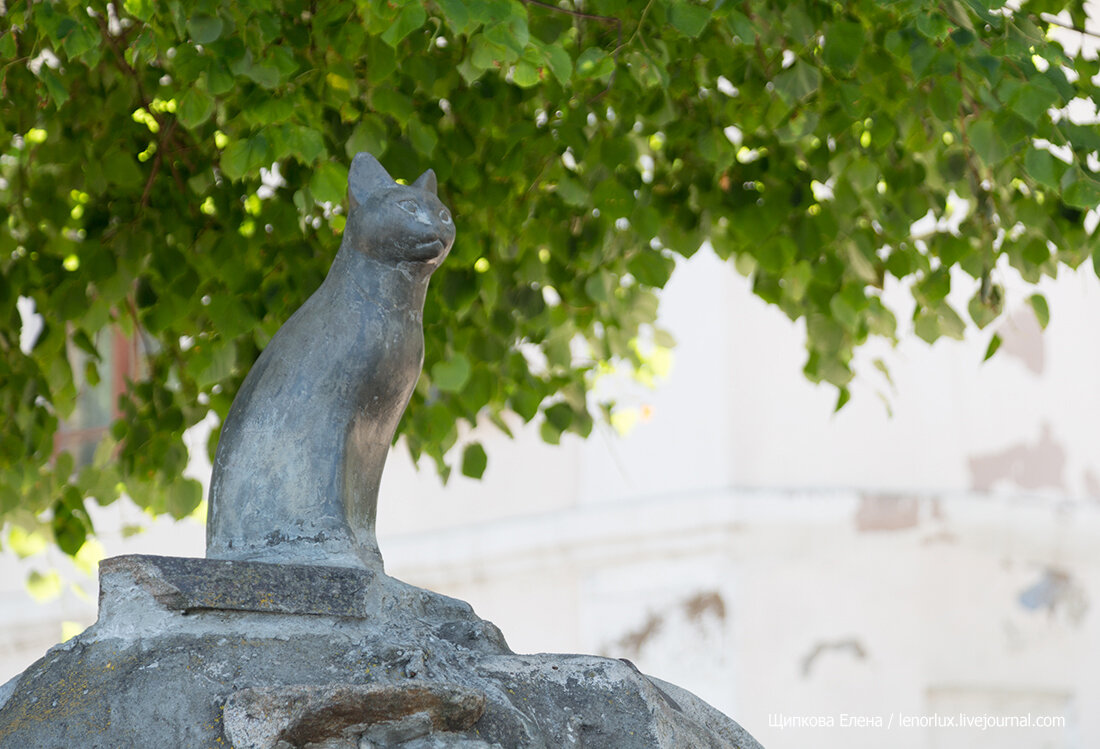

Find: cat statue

[206,152,455,570]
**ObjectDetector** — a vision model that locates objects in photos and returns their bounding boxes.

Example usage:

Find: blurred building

[2,248,1097,749]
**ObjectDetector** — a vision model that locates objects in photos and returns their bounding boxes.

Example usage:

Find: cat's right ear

[348,152,394,210]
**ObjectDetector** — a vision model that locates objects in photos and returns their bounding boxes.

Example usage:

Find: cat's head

[343,152,455,266]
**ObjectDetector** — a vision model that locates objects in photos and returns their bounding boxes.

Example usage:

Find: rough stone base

[0,555,762,748]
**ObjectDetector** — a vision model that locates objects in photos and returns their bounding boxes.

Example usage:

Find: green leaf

[346,118,389,158]
[165,478,203,518]
[773,62,821,105]
[937,302,966,340]
[968,118,1006,166]
[823,20,864,72]
[371,88,414,121]
[63,25,97,60]
[627,250,675,288]
[206,296,256,339]
[438,0,473,35]
[915,268,950,305]
[381,2,427,47]
[7,526,48,558]
[311,161,350,204]
[544,402,572,431]
[576,48,613,79]
[0,32,16,60]
[513,60,540,87]
[194,342,237,387]
[540,419,562,445]
[205,61,235,95]
[188,14,224,44]
[1024,145,1063,190]
[408,117,438,157]
[122,0,154,22]
[914,310,940,343]
[485,24,525,59]
[914,302,964,343]
[247,95,294,127]
[1008,77,1060,125]
[585,273,610,303]
[103,147,143,188]
[540,43,572,85]
[484,4,528,54]
[668,3,712,37]
[556,175,586,206]
[221,135,271,181]
[916,12,951,40]
[834,387,851,412]
[1028,293,1050,329]
[468,33,505,72]
[968,291,998,329]
[365,37,397,84]
[288,126,326,164]
[511,389,541,422]
[872,358,894,386]
[177,88,215,129]
[1063,170,1100,209]
[38,67,69,108]
[246,63,280,89]
[1059,122,1100,153]
[52,488,90,556]
[461,442,487,479]
[929,76,962,121]
[983,333,1002,361]
[432,353,472,392]
[726,10,756,43]
[27,570,63,602]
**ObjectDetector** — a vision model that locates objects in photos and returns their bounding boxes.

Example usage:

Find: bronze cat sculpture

[206,152,455,569]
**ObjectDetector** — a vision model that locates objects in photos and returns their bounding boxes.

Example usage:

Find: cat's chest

[319,280,422,389]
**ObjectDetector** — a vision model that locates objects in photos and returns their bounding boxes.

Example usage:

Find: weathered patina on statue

[206,152,454,569]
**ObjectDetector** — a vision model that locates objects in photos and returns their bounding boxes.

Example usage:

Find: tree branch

[519,0,617,24]
[140,145,164,209]
[92,9,196,176]
[588,17,622,102]
[617,0,655,54]
[519,0,622,100]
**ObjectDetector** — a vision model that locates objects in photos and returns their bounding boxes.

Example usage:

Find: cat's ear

[413,169,437,195]
[348,152,394,209]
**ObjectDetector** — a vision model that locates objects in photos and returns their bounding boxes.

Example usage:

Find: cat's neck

[328,244,433,312]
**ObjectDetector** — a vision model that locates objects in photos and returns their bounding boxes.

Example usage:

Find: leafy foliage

[2,0,1099,558]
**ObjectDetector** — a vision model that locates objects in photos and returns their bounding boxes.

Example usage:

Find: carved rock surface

[0,556,763,748]
[222,683,486,748]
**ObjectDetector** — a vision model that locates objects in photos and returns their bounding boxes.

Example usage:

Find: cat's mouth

[409,238,446,260]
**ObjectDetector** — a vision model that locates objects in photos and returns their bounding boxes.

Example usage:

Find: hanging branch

[519,0,623,99]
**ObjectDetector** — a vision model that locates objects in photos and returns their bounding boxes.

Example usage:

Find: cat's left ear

[348,152,395,210]
[413,169,437,195]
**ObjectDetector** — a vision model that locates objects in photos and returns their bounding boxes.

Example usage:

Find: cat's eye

[438,208,452,224]
[398,199,419,215]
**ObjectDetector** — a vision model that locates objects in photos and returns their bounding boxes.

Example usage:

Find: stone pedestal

[0,555,762,748]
